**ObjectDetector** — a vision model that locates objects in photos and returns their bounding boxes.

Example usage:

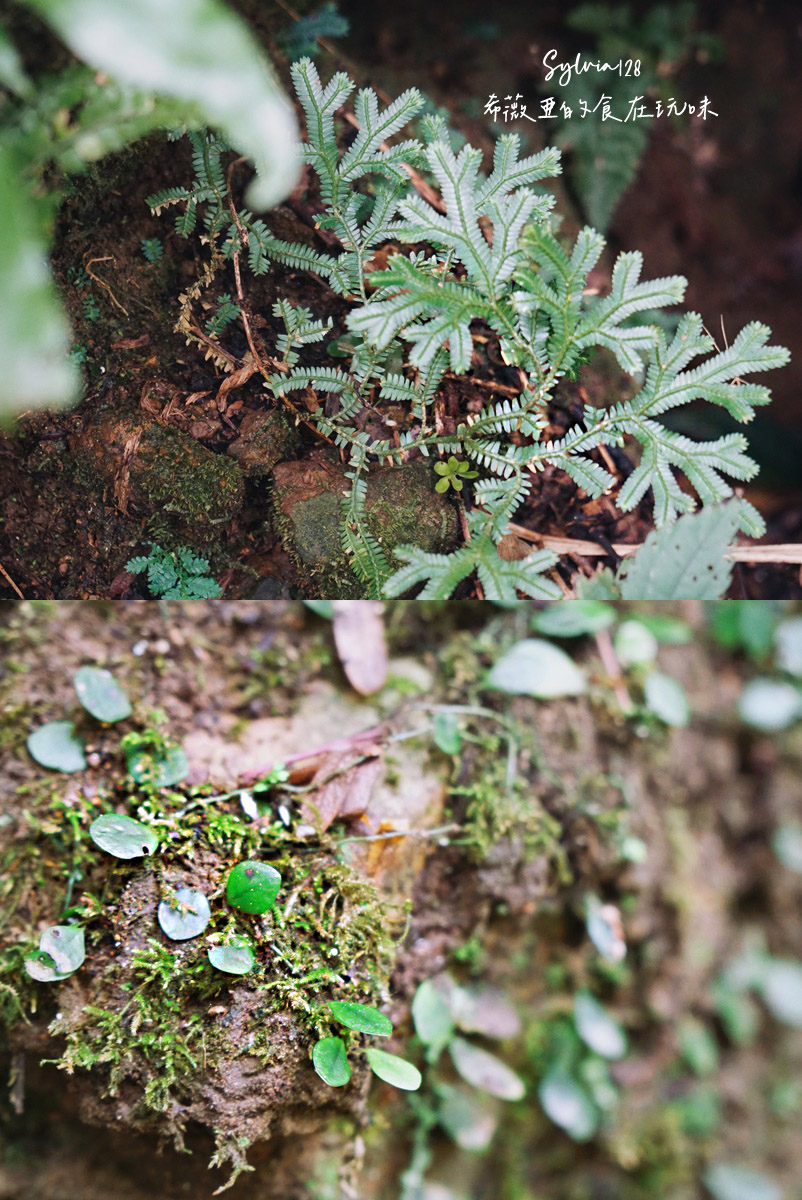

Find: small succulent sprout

[226,861,282,915]
[27,721,86,773]
[158,887,211,940]
[208,937,256,976]
[433,455,479,494]
[89,813,158,859]
[328,1000,392,1036]
[25,925,85,982]
[313,1036,351,1086]
[364,1047,422,1091]
[74,666,132,723]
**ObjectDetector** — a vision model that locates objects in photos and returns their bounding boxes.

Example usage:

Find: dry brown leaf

[332,601,388,695]
[299,744,384,831]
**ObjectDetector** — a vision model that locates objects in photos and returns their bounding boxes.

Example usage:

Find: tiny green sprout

[90,813,158,859]
[74,666,132,723]
[140,237,163,263]
[25,925,85,982]
[27,721,87,773]
[158,887,211,941]
[328,1000,392,1036]
[433,456,479,494]
[226,861,282,915]
[208,937,256,976]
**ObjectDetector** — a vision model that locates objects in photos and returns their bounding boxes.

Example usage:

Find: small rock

[70,410,244,524]
[270,451,460,597]
[227,409,299,475]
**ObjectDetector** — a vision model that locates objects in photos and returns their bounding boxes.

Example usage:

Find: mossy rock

[70,410,244,524]
[227,408,299,475]
[270,451,460,597]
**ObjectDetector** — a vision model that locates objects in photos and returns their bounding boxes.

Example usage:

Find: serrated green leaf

[618,505,740,600]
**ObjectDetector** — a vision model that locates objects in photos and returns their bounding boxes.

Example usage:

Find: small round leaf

[328,1001,392,1037]
[312,1036,351,1087]
[126,744,189,788]
[644,671,690,727]
[40,924,85,973]
[738,679,800,733]
[412,978,454,1051]
[365,1047,422,1091]
[27,722,86,773]
[158,887,211,940]
[90,813,158,859]
[226,861,281,915]
[704,1164,782,1200]
[208,938,256,975]
[486,640,586,698]
[74,666,132,723]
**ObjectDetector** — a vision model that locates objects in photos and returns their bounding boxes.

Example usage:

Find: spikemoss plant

[149,58,789,600]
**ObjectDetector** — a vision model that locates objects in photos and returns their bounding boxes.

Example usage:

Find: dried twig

[507,522,802,565]
[0,561,24,599]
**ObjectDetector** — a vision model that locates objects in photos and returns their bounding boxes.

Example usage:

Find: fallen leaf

[300,743,384,832]
[332,601,388,695]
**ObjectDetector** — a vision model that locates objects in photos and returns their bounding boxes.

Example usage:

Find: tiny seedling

[312,1000,421,1091]
[125,543,222,600]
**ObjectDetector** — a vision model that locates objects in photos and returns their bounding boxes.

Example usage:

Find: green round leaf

[226,861,282,915]
[158,887,211,940]
[538,1070,598,1141]
[74,666,132,723]
[26,924,85,980]
[126,744,189,788]
[328,1000,392,1037]
[365,1047,422,1091]
[738,679,800,732]
[89,813,158,859]
[573,992,627,1060]
[27,721,86,773]
[614,620,658,667]
[312,1036,351,1087]
[531,602,615,637]
[449,1036,525,1101]
[704,1164,782,1200]
[644,671,690,727]
[40,924,85,973]
[208,938,256,975]
[486,640,586,698]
